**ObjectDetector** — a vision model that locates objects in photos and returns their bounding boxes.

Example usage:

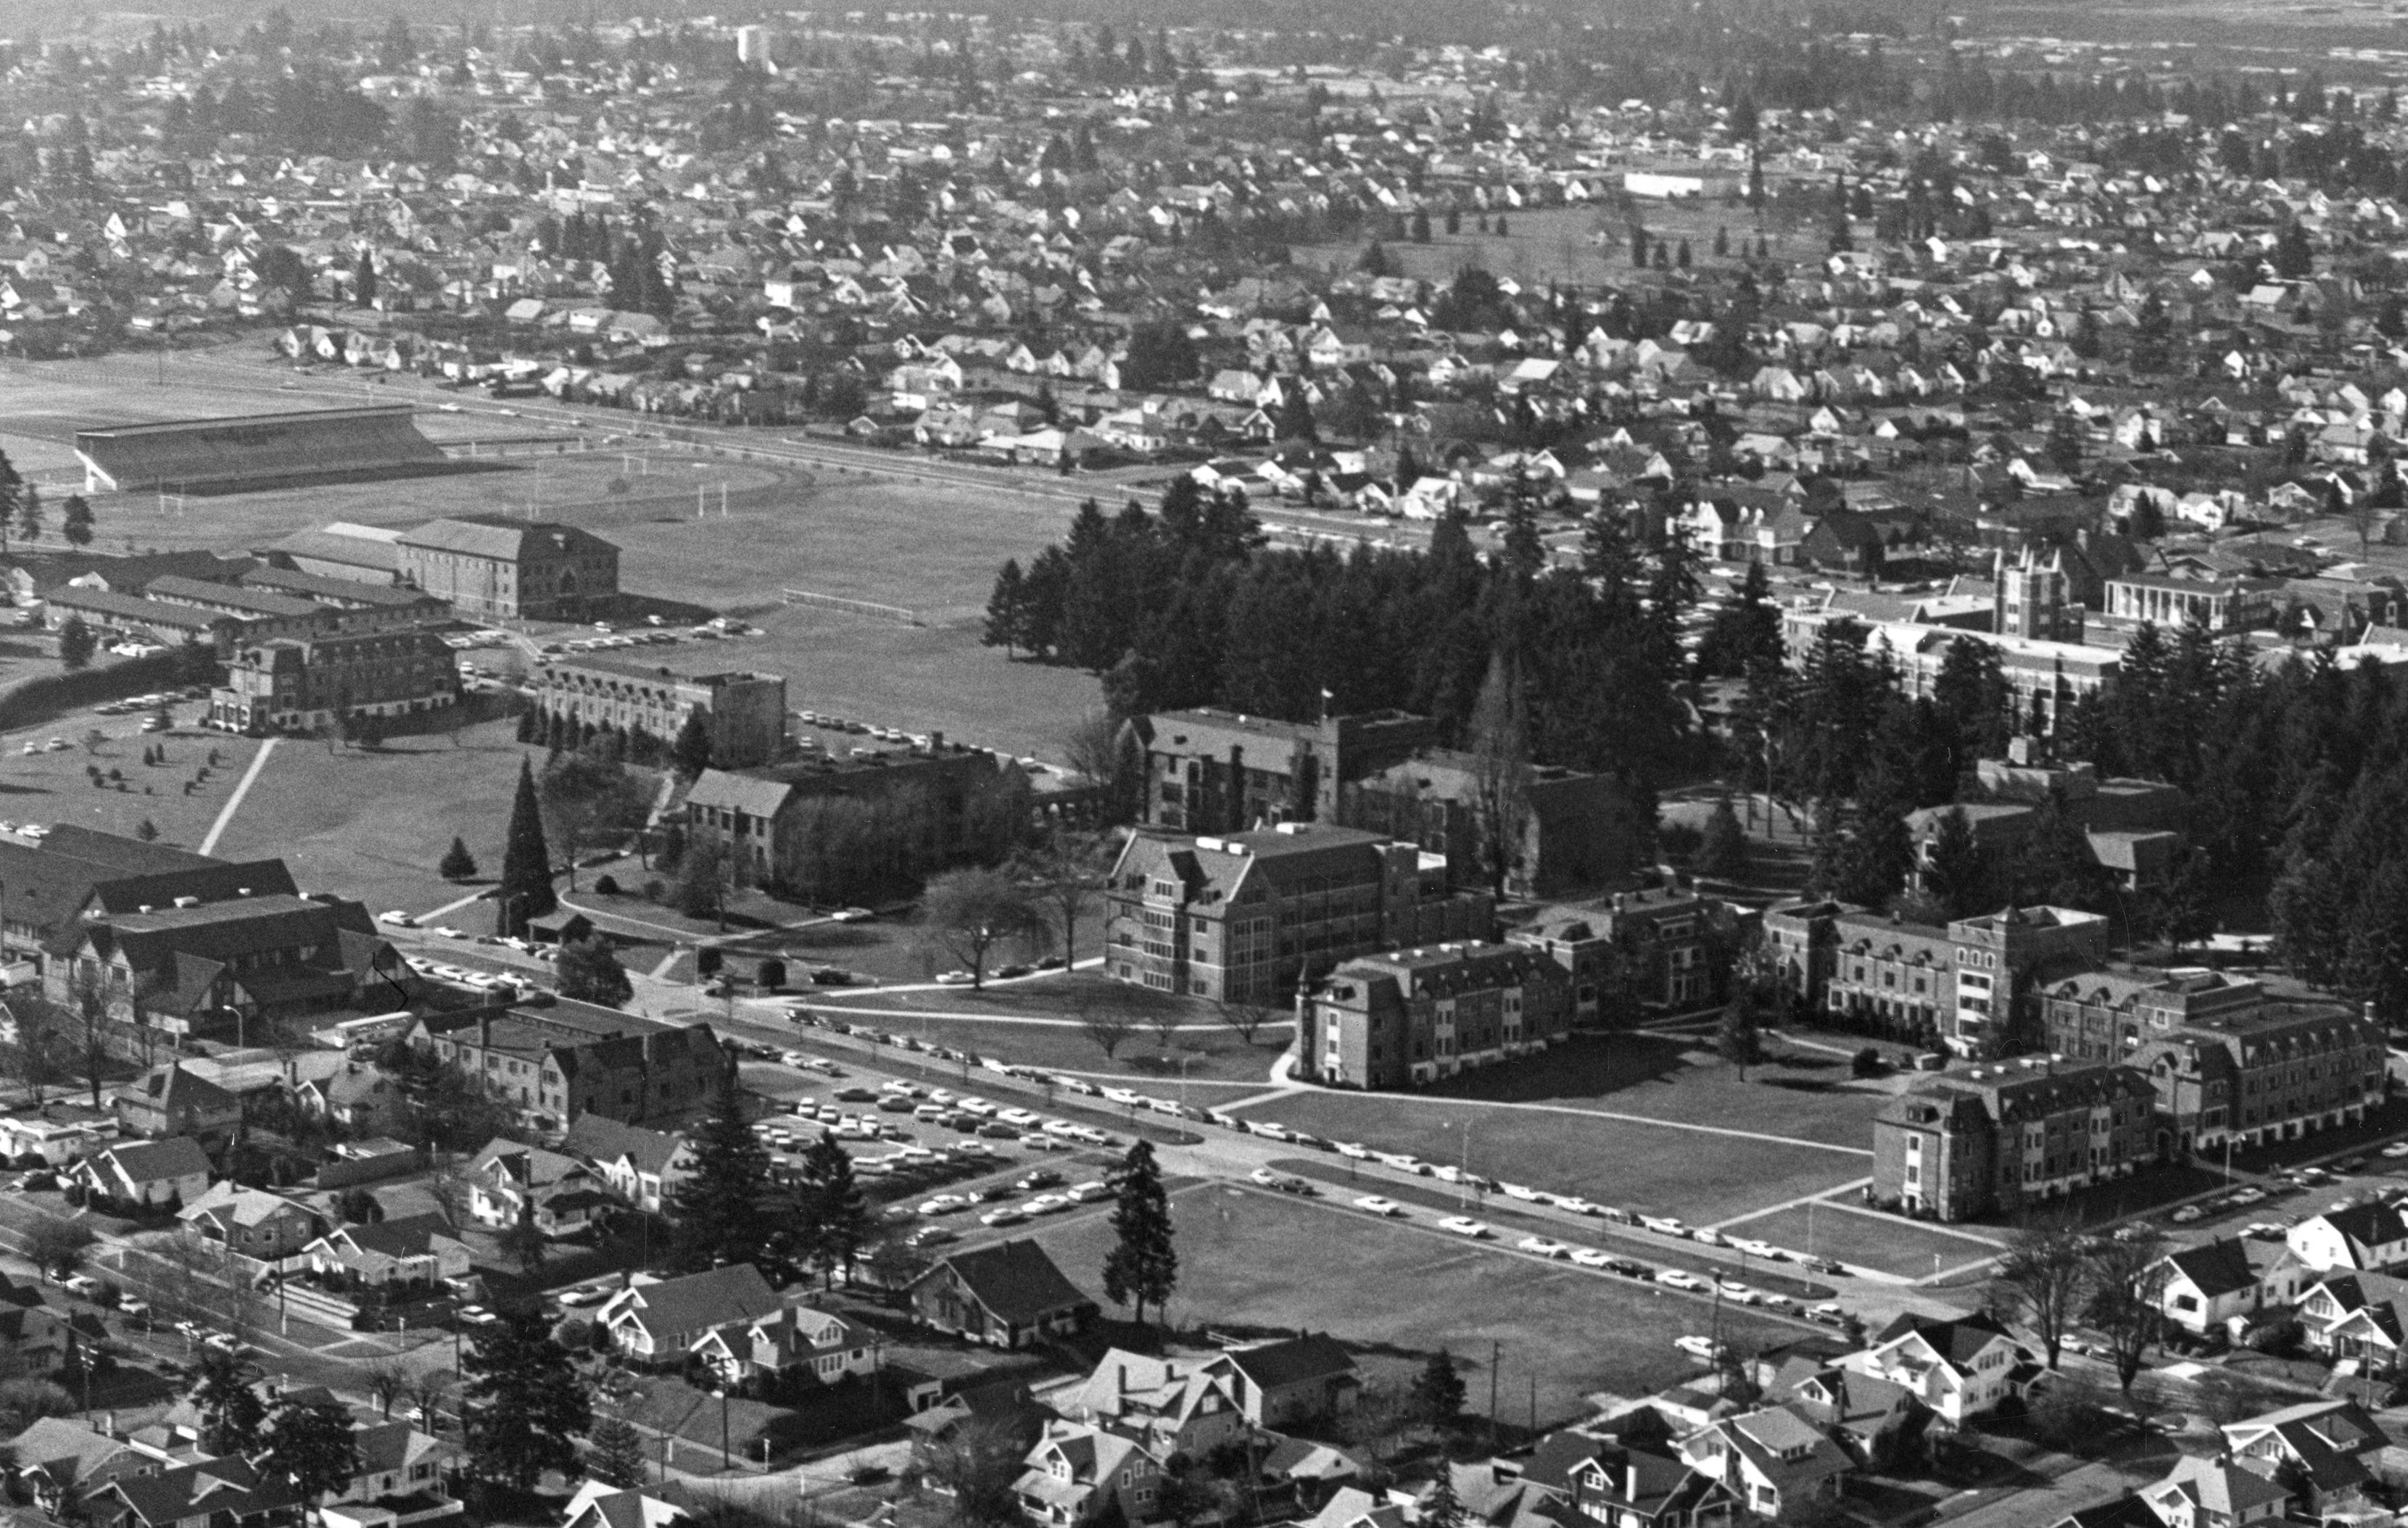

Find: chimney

[929,731,944,753]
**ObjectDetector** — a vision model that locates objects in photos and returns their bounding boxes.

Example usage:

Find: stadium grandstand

[74,406,450,495]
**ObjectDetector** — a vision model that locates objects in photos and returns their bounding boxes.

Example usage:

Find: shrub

[758,958,786,990]
[643,879,664,902]
[1850,1047,1887,1079]
[594,873,621,897]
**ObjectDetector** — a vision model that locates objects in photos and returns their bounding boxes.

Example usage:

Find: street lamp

[1441,1120,1473,1209]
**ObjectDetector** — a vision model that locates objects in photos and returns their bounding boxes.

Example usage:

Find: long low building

[531,659,785,768]
[74,406,449,495]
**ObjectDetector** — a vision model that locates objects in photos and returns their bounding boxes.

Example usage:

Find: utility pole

[1489,1340,1500,1445]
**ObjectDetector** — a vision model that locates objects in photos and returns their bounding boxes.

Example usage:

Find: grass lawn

[1718,1201,2004,1279]
[203,715,554,921]
[797,991,1293,1087]
[1020,1182,1805,1421]
[1407,1029,1897,1147]
[0,706,262,852]
[1233,1086,1870,1226]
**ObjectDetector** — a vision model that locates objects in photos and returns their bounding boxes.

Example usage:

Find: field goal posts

[781,588,922,626]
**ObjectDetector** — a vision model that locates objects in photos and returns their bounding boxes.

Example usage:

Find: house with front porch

[2296,1269,2408,1375]
[1680,1405,1853,1522]
[67,1137,210,1208]
[316,1420,459,1528]
[906,1240,1096,1349]
[2219,1398,2386,1521]
[2288,1203,2408,1275]
[302,1215,473,1289]
[1835,1313,2022,1429]
[1012,1421,1164,1528]
[2156,1238,2304,1337]
[463,1139,608,1239]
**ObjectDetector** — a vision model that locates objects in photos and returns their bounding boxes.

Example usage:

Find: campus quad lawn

[1233,1087,1872,1228]
[1411,1029,1900,1147]
[204,716,550,921]
[1024,1183,1804,1421]
[0,710,260,852]
[1715,1201,2006,1279]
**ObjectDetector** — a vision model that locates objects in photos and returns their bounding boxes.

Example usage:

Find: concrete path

[1705,1178,1875,1233]
[196,736,276,855]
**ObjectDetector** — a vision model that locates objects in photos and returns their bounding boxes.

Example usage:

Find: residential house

[1837,1313,2023,1429]
[2219,1398,2386,1520]
[2156,1239,2304,1337]
[561,1116,692,1213]
[1679,1405,1853,1522]
[596,1264,797,1377]
[2288,1203,2408,1276]
[317,1420,458,1528]
[2135,1455,2290,1528]
[3,1417,154,1516]
[113,1063,241,1150]
[177,1183,328,1263]
[463,1139,610,1239]
[302,1215,473,1290]
[1050,1350,1251,1461]
[84,1456,306,1528]
[1012,1421,1164,1527]
[691,1303,878,1388]
[67,1137,211,1208]
[906,1240,1096,1349]
[1563,1441,1742,1528]
[559,1482,687,1528]
[1763,1361,1928,1469]
[1220,1334,1360,1429]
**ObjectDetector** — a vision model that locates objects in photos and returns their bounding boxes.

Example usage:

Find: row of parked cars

[1336,1192,1853,1326]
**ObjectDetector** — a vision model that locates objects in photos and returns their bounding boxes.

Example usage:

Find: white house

[2288,1203,2408,1274]
[1835,1314,2021,1429]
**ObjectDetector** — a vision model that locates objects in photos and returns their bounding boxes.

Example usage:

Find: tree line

[984,481,1703,821]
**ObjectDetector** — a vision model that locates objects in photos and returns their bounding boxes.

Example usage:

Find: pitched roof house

[1837,1313,2022,1428]
[2287,1203,2408,1274]
[560,1115,692,1214]
[906,1240,1096,1349]
[113,1063,241,1149]
[597,1264,788,1372]
[1220,1334,1361,1428]
[1012,1421,1164,1528]
[302,1214,473,1288]
[68,1137,211,1208]
[177,1182,328,1262]
[1051,1350,1250,1461]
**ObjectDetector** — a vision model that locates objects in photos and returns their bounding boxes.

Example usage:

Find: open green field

[0,702,263,853]
[1233,1072,1875,1227]
[1408,1030,1898,1145]
[0,349,1108,762]
[201,714,554,920]
[1718,1201,2003,1280]
[1022,1182,1804,1420]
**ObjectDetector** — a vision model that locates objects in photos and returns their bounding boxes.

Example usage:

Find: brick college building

[1301,942,1572,1088]
[1872,1059,2159,1221]
[1102,823,1493,1006]
[530,658,787,767]
[211,629,460,734]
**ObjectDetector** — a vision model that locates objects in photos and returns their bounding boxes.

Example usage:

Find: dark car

[811,968,853,986]
[834,1087,880,1103]
[1605,1259,1650,1279]
[877,1095,917,1113]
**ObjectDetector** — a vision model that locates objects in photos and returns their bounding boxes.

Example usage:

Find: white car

[1568,1248,1613,1269]
[2385,1142,2408,1159]
[1334,1142,1370,1159]
[1693,1229,1728,1247]
[1675,1335,1728,1363]
[431,926,465,940]
[1501,1183,1542,1202]
[919,1196,971,1216]
[1552,1196,1601,1216]
[556,1285,610,1308]
[998,1108,1040,1127]
[1656,1269,1709,1292]
[1438,1216,1491,1239]
[1731,1238,1782,1260]
[1639,1215,1691,1239]
[1516,1237,1569,1258]
[1353,1196,1404,1217]
[378,910,417,928]
[977,1207,1028,1227]
[1373,1153,1428,1174]
[1023,1195,1073,1216]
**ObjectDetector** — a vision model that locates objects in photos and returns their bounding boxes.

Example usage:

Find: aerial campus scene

[12,0,2408,1525]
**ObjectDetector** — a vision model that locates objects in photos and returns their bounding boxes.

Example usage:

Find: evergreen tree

[669,1061,774,1271]
[1273,390,1317,443]
[584,1416,648,1489]
[191,1350,268,1456]
[1407,1349,1466,1434]
[1101,1139,1178,1324]
[262,1398,362,1503]
[797,1129,872,1286]
[555,936,632,1007]
[355,249,378,304]
[983,558,1026,656]
[499,1197,546,1276]
[1926,806,1992,918]
[16,483,39,545]
[1717,985,1768,1080]
[1697,797,1748,880]
[497,758,557,935]
[669,711,713,778]
[1423,1469,1465,1528]
[460,1308,592,1490]
[439,837,478,881]
[57,615,96,672]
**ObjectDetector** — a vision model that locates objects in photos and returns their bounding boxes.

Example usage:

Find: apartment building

[210,629,459,734]
[1871,1059,2158,1221]
[407,1002,724,1129]
[2128,993,2382,1156]
[1507,879,1743,1025]
[1102,823,1493,1005]
[396,518,619,622]
[530,659,787,768]
[1763,899,2108,1058]
[1300,941,1571,1088]
[1136,707,1437,832]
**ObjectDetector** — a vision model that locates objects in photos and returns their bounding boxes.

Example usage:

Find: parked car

[1353,1196,1404,1216]
[1516,1237,1569,1258]
[1438,1216,1491,1239]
